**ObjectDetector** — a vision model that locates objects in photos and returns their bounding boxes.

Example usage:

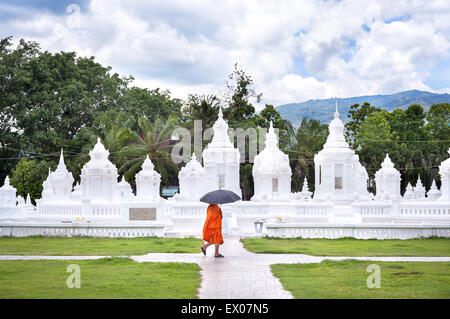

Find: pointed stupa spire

[1,175,15,190]
[209,104,233,148]
[322,97,349,150]
[265,121,278,148]
[381,153,394,169]
[302,177,310,192]
[54,148,69,173]
[141,154,155,171]
[334,98,339,119]
[59,148,64,164]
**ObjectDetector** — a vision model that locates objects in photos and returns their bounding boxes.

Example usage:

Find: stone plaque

[129,208,156,220]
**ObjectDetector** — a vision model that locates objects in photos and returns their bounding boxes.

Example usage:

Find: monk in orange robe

[201,204,224,257]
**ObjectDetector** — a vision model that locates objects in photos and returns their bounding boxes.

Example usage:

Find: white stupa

[427,180,441,201]
[202,106,241,196]
[375,154,401,200]
[0,176,16,208]
[297,177,313,200]
[413,175,426,199]
[178,153,206,201]
[48,149,74,201]
[252,121,291,201]
[314,101,367,203]
[118,176,134,201]
[438,148,450,201]
[403,183,415,200]
[135,155,161,201]
[80,138,119,203]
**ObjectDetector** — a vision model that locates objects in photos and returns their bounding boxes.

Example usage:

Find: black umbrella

[200,189,241,204]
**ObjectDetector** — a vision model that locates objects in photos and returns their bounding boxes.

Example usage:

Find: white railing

[0,222,165,238]
[352,202,392,215]
[172,202,208,217]
[293,202,331,216]
[90,205,121,217]
[398,202,450,216]
[38,204,82,218]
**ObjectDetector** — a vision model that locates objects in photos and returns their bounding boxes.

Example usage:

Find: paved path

[1,236,450,299]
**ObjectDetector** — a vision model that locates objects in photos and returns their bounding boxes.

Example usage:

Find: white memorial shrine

[313,103,369,203]
[252,121,292,202]
[0,105,449,239]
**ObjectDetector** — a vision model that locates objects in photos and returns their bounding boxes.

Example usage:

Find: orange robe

[202,204,224,245]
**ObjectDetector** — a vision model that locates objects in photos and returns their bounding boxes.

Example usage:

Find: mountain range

[275,90,450,127]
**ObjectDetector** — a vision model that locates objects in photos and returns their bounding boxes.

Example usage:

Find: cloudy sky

[1,0,449,109]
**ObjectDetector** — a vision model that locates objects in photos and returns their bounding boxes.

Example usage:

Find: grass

[242,237,450,256]
[271,260,450,298]
[0,258,201,299]
[0,236,203,255]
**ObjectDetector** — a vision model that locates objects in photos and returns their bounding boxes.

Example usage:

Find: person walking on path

[201,204,224,257]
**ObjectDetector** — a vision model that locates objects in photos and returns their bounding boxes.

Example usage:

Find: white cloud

[0,0,449,109]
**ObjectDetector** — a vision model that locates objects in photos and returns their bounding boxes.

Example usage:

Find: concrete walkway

[1,236,450,299]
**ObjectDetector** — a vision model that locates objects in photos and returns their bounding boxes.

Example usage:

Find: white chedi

[136,155,161,201]
[118,176,134,201]
[252,121,291,201]
[202,106,241,196]
[426,180,441,201]
[296,177,313,200]
[80,138,119,202]
[403,183,415,200]
[16,195,25,207]
[375,154,401,200]
[413,176,426,200]
[178,153,206,201]
[313,101,367,203]
[47,149,74,202]
[437,148,450,201]
[0,176,17,207]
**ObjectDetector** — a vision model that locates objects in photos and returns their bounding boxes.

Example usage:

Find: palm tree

[119,115,179,186]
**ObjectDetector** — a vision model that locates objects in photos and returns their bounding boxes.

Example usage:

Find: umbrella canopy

[200,189,241,204]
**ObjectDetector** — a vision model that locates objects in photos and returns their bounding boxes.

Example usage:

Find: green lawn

[0,258,201,298]
[242,237,450,256]
[271,260,450,298]
[0,236,203,255]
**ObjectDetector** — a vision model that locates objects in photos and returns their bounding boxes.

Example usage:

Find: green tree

[426,103,450,156]
[290,117,328,192]
[223,63,262,123]
[240,163,254,200]
[118,87,182,129]
[181,94,220,130]
[10,158,52,204]
[345,102,382,146]
[355,111,394,191]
